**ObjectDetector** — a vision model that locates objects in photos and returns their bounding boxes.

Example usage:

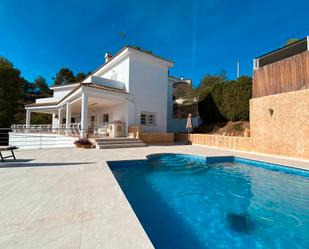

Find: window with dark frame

[140,112,156,126]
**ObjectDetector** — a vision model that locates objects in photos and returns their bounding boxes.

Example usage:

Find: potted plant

[74,138,93,149]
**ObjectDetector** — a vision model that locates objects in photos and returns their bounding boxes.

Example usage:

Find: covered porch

[12,84,130,138]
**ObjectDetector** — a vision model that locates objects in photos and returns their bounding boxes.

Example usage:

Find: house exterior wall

[53,88,73,99]
[27,48,176,135]
[93,103,128,125]
[100,57,130,91]
[36,97,58,104]
[35,85,79,104]
[128,55,169,132]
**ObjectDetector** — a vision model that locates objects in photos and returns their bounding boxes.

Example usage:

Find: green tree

[196,71,227,98]
[0,57,25,127]
[75,72,91,82]
[53,67,75,86]
[34,76,52,96]
[30,113,52,125]
[173,82,197,100]
[198,75,252,122]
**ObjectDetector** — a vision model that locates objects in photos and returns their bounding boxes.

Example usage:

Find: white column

[81,92,88,138]
[26,110,31,133]
[58,108,62,134]
[65,102,71,136]
[52,113,57,133]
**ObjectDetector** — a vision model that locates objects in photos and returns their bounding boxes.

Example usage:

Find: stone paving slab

[0,145,308,248]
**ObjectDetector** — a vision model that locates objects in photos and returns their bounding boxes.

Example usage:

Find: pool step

[93,137,147,149]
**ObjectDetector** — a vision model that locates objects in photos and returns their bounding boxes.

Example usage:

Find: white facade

[20,45,195,138]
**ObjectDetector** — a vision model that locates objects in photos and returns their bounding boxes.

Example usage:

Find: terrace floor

[0,145,308,249]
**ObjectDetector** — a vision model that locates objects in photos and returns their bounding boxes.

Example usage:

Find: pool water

[109,154,309,249]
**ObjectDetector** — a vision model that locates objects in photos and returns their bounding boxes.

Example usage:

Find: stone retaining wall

[250,89,309,159]
[175,133,253,152]
[140,133,174,143]
[128,126,174,144]
[175,89,309,159]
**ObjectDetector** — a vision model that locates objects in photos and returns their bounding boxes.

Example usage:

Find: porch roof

[25,82,128,108]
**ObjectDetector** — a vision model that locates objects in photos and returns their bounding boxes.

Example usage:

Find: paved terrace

[0,145,308,249]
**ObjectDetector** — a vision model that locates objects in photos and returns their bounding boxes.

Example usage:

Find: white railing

[88,122,110,136]
[11,123,82,137]
[10,122,112,137]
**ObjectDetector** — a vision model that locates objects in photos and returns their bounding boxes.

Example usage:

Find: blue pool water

[109,154,309,249]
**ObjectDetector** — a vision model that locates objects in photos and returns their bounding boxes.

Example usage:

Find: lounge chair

[0,146,18,162]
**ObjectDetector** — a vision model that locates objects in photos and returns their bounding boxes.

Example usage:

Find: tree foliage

[53,67,76,86]
[0,57,25,127]
[196,71,227,99]
[34,76,52,96]
[52,68,90,85]
[198,76,252,122]
[173,82,196,100]
[0,57,57,127]
[75,72,87,82]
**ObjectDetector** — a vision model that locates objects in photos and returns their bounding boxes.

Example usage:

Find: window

[103,114,109,123]
[140,112,156,126]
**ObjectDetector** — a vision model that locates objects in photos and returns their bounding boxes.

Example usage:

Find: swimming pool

[108,154,309,249]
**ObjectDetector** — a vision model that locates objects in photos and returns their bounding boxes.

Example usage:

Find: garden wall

[250,89,309,159]
[175,133,253,152]
[128,126,174,143]
[176,89,309,159]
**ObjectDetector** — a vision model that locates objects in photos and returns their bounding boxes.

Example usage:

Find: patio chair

[0,146,18,162]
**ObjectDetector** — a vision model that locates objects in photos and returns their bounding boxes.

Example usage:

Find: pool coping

[193,144,309,171]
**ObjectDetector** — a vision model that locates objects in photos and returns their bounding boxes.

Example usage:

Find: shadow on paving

[0,161,95,168]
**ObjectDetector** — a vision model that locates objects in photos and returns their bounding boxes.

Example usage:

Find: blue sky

[0,0,309,86]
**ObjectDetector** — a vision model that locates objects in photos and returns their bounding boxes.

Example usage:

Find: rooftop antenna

[237,59,240,78]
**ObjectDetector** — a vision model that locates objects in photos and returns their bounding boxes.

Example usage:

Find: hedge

[198,76,252,122]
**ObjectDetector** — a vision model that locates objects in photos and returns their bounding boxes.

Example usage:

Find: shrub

[198,76,252,122]
[74,138,93,148]
[233,123,243,132]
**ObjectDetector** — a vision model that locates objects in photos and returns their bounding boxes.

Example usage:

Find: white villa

[10,45,199,148]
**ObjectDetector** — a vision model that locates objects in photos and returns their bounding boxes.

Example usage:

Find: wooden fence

[253,50,309,98]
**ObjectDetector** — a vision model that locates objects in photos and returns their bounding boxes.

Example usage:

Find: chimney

[105,52,112,63]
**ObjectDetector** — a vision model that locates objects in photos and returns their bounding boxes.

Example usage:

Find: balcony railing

[10,122,112,137]
[11,123,81,137]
